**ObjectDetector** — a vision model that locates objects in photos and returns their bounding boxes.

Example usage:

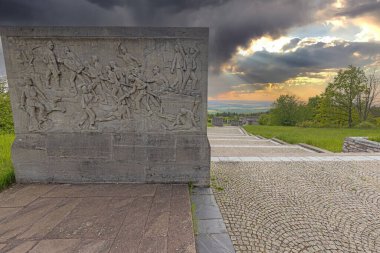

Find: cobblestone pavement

[212,161,380,253]
[209,127,380,252]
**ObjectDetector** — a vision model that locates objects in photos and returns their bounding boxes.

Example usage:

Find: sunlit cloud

[237,36,293,56]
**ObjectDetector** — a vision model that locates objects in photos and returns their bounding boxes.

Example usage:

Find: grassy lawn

[244,125,380,152]
[0,134,15,191]
[369,136,380,143]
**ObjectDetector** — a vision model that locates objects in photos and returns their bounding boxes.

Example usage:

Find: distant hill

[208,100,272,114]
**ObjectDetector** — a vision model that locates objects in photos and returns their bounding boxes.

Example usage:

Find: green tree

[306,95,321,119]
[356,69,380,122]
[270,95,304,126]
[314,91,357,127]
[0,78,14,133]
[324,65,367,127]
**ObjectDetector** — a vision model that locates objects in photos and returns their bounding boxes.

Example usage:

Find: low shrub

[356,121,377,129]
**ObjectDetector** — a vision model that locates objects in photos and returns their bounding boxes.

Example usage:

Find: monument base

[12,132,210,186]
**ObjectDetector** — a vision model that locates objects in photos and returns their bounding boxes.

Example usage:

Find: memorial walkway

[209,126,380,253]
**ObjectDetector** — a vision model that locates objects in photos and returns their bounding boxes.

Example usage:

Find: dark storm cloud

[281,38,301,51]
[0,0,335,67]
[232,40,380,84]
[337,0,380,18]
[0,0,136,26]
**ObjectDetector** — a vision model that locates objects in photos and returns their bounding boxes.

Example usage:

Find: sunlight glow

[237,36,293,56]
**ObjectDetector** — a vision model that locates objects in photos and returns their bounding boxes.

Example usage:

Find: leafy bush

[258,113,272,125]
[374,117,380,127]
[296,120,317,128]
[0,93,14,133]
[356,121,377,129]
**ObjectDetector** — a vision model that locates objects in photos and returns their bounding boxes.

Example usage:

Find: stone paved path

[209,126,380,253]
[0,183,195,253]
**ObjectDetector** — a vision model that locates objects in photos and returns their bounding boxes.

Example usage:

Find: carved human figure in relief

[43,41,60,89]
[146,66,171,93]
[117,44,141,71]
[14,40,36,75]
[19,77,58,131]
[127,74,155,114]
[105,89,133,120]
[167,108,198,131]
[181,46,199,92]
[105,65,122,99]
[58,46,85,94]
[110,61,126,85]
[171,43,185,92]
[192,95,201,115]
[83,57,108,104]
[78,83,97,130]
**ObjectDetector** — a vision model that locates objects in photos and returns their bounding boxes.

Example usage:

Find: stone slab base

[12,133,210,186]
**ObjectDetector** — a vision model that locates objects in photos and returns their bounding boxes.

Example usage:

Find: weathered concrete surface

[0,26,210,185]
[0,183,196,253]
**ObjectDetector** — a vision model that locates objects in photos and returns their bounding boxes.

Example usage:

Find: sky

[1,0,380,102]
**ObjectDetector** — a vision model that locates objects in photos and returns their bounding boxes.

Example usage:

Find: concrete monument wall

[0,27,210,186]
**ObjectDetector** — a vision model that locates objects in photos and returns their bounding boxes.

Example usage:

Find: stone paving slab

[0,183,196,253]
[211,155,380,162]
[209,140,279,146]
[191,188,235,253]
[211,146,313,156]
[207,127,246,135]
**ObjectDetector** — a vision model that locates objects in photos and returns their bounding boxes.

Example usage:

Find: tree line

[259,65,380,128]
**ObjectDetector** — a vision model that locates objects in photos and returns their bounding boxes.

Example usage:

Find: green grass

[191,202,198,235]
[244,125,380,152]
[188,182,199,235]
[0,134,15,191]
[369,136,380,143]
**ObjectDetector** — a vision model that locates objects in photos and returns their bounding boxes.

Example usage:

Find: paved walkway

[0,183,195,253]
[209,126,380,253]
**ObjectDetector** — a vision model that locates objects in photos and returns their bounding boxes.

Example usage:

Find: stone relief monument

[1,27,210,186]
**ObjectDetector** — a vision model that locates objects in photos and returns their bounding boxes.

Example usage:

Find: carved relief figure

[20,77,48,131]
[83,59,107,104]
[166,108,198,131]
[171,43,185,92]
[128,74,153,114]
[181,46,199,92]
[78,83,97,130]
[19,77,65,131]
[117,44,141,71]
[105,90,132,120]
[146,66,171,93]
[105,65,122,99]
[192,95,201,114]
[58,46,85,94]
[43,41,60,89]
[110,61,125,85]
[14,40,36,75]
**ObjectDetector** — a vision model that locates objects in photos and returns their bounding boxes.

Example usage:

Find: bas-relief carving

[10,38,204,133]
